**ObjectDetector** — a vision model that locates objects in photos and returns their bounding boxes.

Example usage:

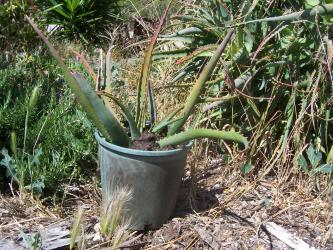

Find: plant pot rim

[95,132,192,157]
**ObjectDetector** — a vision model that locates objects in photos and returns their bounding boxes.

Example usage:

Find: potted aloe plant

[26,1,247,230]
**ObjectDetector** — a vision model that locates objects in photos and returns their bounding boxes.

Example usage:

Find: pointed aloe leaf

[176,44,217,65]
[160,27,203,38]
[158,36,195,43]
[97,91,140,139]
[27,16,130,147]
[135,0,174,130]
[72,73,130,146]
[159,128,248,148]
[168,29,235,135]
[239,4,333,25]
[152,48,191,61]
[171,60,204,83]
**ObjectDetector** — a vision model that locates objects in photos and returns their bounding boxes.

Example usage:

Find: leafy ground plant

[0,51,95,195]
[27,0,248,150]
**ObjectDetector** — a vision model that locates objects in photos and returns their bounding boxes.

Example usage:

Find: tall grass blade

[70,207,84,250]
[135,0,174,131]
[10,132,17,160]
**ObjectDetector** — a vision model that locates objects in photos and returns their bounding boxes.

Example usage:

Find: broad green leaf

[241,160,253,175]
[31,148,42,165]
[305,0,320,7]
[313,164,333,174]
[25,181,45,194]
[298,154,309,173]
[0,148,19,183]
[306,144,322,168]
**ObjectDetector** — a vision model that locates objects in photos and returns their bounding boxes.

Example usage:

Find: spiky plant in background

[34,0,122,43]
[157,0,333,186]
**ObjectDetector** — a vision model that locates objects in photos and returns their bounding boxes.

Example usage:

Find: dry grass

[1,154,332,249]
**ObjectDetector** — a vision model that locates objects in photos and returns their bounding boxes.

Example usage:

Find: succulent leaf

[159,128,248,148]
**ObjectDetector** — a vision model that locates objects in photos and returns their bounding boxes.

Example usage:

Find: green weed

[0,51,95,195]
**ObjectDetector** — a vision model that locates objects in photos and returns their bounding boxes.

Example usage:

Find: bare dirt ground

[1,156,332,249]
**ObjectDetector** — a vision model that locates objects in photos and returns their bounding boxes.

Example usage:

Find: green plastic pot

[95,132,192,230]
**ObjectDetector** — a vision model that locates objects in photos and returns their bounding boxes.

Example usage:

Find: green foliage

[159,0,333,178]
[0,0,38,51]
[124,0,173,20]
[241,160,253,175]
[20,231,42,250]
[0,52,95,193]
[298,143,333,175]
[135,0,174,132]
[168,29,235,135]
[35,0,122,43]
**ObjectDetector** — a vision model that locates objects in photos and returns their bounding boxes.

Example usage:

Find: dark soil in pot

[130,131,185,151]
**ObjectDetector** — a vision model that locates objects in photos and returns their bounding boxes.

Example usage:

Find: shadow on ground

[174,177,220,217]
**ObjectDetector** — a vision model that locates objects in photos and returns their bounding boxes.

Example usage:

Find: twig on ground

[264,222,317,250]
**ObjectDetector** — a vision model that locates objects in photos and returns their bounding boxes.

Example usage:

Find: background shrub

[0,0,39,51]
[0,50,95,194]
[34,0,122,43]
[157,0,333,177]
